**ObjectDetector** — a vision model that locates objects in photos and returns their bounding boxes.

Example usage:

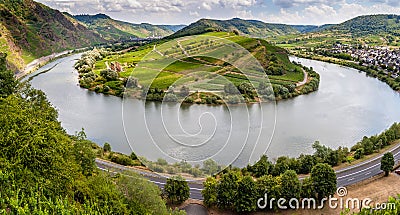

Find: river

[25,54,400,168]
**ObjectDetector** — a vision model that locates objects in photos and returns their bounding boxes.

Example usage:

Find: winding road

[96,142,400,200]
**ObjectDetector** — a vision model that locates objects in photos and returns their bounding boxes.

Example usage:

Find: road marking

[337,163,380,179]
[348,177,355,181]
[365,171,371,176]
[98,167,203,191]
[336,144,400,174]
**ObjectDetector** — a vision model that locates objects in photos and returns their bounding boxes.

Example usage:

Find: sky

[36,0,400,25]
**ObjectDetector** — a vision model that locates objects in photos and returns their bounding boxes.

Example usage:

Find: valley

[2,0,400,214]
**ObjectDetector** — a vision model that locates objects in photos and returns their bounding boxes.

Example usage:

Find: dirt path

[296,68,308,87]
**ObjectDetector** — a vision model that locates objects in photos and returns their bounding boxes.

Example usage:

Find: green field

[76,31,314,102]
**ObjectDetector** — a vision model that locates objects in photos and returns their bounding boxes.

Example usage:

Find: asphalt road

[96,143,400,200]
[96,159,204,200]
[336,143,400,187]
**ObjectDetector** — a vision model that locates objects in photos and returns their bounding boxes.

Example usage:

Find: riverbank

[16,47,88,80]
[294,53,400,92]
[75,48,320,104]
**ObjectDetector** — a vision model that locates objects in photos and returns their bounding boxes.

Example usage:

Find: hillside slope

[171,18,299,38]
[73,14,185,40]
[327,14,400,37]
[0,0,106,71]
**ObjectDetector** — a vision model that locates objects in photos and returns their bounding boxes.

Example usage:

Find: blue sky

[36,0,400,25]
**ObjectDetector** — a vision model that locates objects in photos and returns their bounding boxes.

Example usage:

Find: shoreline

[293,53,400,93]
[16,48,88,80]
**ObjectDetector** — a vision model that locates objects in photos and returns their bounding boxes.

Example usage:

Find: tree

[103,142,111,152]
[272,156,289,176]
[179,85,190,97]
[203,159,220,175]
[300,177,315,199]
[281,170,300,201]
[164,93,178,102]
[310,163,337,200]
[217,170,240,209]
[256,175,281,210]
[0,53,17,98]
[130,152,138,160]
[202,177,218,207]
[234,176,257,213]
[238,82,254,97]
[288,158,301,173]
[354,148,364,159]
[298,154,316,174]
[224,83,238,95]
[100,69,118,81]
[312,141,332,163]
[258,81,273,96]
[164,175,190,204]
[249,155,272,177]
[381,152,395,177]
[73,138,96,176]
[327,150,339,166]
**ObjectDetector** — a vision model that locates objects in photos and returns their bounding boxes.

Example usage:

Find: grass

[163,60,203,72]
[88,31,311,98]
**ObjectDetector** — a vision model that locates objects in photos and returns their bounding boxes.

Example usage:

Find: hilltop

[0,0,105,71]
[328,14,400,38]
[171,18,300,38]
[73,13,185,41]
[0,1,184,72]
[75,32,320,103]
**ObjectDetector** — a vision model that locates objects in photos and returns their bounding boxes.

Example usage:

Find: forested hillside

[171,18,299,38]
[73,14,185,40]
[0,0,105,71]
[328,14,400,37]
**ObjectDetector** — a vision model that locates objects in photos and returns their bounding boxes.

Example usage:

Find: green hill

[171,18,300,38]
[73,14,185,40]
[327,14,400,37]
[75,32,320,103]
[0,0,106,71]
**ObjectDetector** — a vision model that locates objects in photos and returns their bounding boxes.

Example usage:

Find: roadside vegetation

[200,122,400,213]
[0,53,185,214]
[202,161,336,213]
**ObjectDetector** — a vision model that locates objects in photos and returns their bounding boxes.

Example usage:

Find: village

[330,43,400,79]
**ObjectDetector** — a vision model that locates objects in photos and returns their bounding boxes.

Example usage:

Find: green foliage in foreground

[0,55,184,214]
[164,176,190,204]
[381,152,395,177]
[202,164,336,213]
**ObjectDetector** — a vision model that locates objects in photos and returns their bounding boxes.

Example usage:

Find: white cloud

[35,0,400,25]
[264,2,400,25]
[202,2,212,10]
[189,11,200,17]
[272,0,345,8]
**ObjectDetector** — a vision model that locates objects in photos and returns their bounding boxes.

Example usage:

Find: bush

[164,176,190,204]
[100,69,119,81]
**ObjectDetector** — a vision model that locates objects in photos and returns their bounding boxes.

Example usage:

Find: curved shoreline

[295,53,400,93]
[16,48,88,80]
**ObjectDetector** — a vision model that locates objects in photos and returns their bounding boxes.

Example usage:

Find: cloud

[263,2,400,25]
[35,0,400,25]
[272,0,344,8]
[189,11,200,17]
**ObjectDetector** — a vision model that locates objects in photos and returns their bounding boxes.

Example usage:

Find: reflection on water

[27,54,400,167]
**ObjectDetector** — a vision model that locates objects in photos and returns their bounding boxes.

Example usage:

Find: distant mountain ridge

[73,14,185,40]
[172,15,400,39]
